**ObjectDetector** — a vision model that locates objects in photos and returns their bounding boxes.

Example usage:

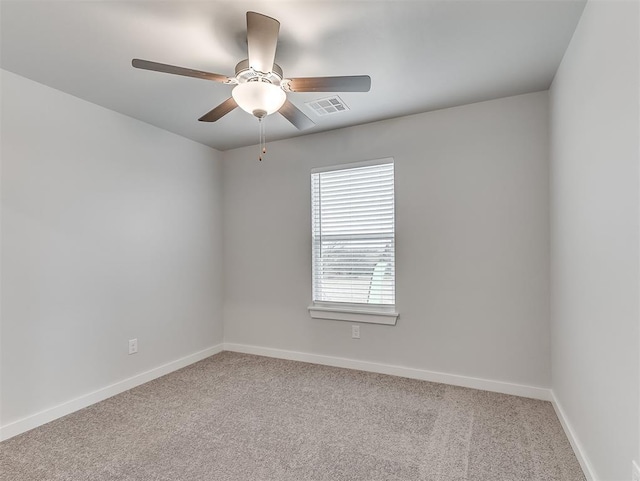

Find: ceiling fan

[132,11,371,136]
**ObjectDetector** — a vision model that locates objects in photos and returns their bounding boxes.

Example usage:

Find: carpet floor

[1,352,585,481]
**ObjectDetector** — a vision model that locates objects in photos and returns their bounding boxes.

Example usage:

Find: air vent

[306,96,349,116]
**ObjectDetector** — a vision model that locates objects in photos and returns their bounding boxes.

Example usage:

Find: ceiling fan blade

[285,75,371,92]
[132,59,232,83]
[246,11,280,74]
[279,99,315,130]
[198,98,238,122]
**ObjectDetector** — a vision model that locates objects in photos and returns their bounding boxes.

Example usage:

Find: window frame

[308,158,399,325]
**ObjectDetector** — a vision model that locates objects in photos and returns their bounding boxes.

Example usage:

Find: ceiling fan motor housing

[234,59,283,86]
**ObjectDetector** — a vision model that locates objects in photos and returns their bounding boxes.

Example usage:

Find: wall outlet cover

[128,338,138,355]
[351,325,360,339]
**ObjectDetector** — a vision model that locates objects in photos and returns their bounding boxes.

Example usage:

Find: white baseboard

[550,392,597,481]
[0,344,224,442]
[223,342,552,401]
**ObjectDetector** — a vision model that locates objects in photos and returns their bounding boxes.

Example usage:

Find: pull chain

[258,116,267,161]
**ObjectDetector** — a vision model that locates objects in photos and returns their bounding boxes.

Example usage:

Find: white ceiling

[0,0,585,151]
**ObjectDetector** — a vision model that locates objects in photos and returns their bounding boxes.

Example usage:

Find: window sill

[308,304,398,325]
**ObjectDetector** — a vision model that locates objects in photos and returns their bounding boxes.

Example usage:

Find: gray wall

[549,1,640,479]
[1,70,225,426]
[222,91,551,389]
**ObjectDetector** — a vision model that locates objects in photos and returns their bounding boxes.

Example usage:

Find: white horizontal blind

[311,161,395,306]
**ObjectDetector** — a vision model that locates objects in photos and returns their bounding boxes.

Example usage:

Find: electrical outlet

[632,460,640,481]
[351,325,360,339]
[128,338,138,355]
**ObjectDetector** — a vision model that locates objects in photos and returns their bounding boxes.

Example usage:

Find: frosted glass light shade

[232,82,286,117]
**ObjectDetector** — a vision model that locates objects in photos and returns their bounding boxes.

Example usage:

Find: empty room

[1,0,638,480]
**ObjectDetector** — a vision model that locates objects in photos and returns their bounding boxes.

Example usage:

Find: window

[309,159,398,325]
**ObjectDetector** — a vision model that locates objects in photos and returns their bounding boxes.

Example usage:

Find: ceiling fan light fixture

[232,81,286,118]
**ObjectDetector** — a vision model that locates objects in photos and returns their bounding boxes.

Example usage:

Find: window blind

[311,161,395,306]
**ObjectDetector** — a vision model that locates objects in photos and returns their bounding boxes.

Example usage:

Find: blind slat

[315,197,395,208]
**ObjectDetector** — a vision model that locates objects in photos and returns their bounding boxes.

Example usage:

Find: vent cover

[306,96,349,116]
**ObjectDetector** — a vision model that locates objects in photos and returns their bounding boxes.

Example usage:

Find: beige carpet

[1,352,585,481]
